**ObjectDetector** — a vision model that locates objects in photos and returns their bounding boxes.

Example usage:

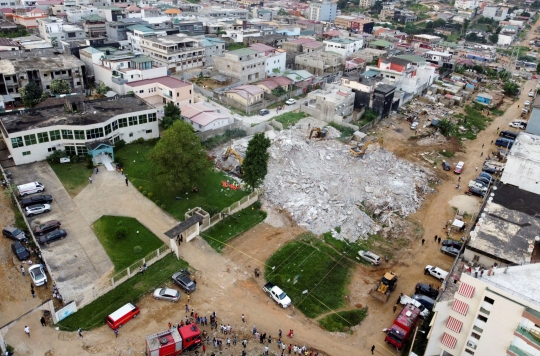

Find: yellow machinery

[223,147,243,175]
[350,137,383,157]
[309,127,328,139]
[368,271,398,302]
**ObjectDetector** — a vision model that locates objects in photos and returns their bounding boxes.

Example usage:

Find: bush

[133,246,142,254]
[138,186,143,191]
[160,204,166,209]
[86,159,94,169]
[114,226,127,240]
[142,191,147,196]
[201,128,247,149]
[155,200,160,206]
[137,137,145,144]
[115,139,126,151]
[70,155,80,163]
[46,150,67,164]
[147,192,153,199]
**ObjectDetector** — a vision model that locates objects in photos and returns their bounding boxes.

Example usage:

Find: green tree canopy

[536,63,540,74]
[148,121,211,193]
[489,33,499,44]
[50,79,72,94]
[278,8,288,15]
[18,82,43,107]
[160,102,181,130]
[95,82,111,95]
[242,133,271,190]
[503,82,519,96]
[371,0,383,13]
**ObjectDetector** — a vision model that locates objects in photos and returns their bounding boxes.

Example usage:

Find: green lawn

[49,162,93,197]
[264,234,352,318]
[318,308,368,332]
[92,216,165,271]
[273,112,308,129]
[57,254,188,331]
[115,141,249,218]
[201,201,267,252]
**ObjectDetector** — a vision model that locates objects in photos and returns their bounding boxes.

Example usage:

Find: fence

[200,189,261,232]
[110,245,171,287]
[193,83,214,98]
[196,120,245,141]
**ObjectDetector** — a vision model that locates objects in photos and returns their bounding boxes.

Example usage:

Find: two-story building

[300,84,355,123]
[125,76,193,109]
[249,43,287,76]
[213,48,266,84]
[324,37,364,57]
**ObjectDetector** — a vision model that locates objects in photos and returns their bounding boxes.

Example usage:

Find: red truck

[146,324,202,356]
[384,303,421,350]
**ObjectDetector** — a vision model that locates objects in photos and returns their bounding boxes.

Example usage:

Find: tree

[242,133,271,190]
[462,19,469,37]
[489,33,499,44]
[18,82,42,107]
[271,86,287,96]
[371,0,383,13]
[148,121,210,193]
[536,62,540,74]
[95,82,110,95]
[437,119,456,137]
[160,102,181,130]
[278,8,288,16]
[521,11,531,17]
[50,79,71,94]
[503,82,520,96]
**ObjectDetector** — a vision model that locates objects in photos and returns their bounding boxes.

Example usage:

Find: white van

[17,182,45,196]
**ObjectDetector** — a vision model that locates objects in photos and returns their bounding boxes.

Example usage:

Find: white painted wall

[265,51,286,75]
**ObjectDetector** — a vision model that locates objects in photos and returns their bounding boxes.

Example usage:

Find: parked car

[172,271,196,293]
[529,92,535,97]
[2,226,27,242]
[424,265,448,282]
[33,220,61,236]
[476,176,492,186]
[410,121,419,130]
[467,186,486,197]
[24,204,50,217]
[11,241,30,261]
[482,166,498,174]
[524,101,530,106]
[442,239,462,250]
[20,195,53,208]
[468,180,488,191]
[509,122,527,129]
[412,294,436,311]
[442,161,451,171]
[38,229,67,245]
[285,99,296,105]
[29,264,47,286]
[441,245,461,257]
[398,294,430,318]
[259,109,270,116]
[153,287,180,302]
[358,250,381,265]
[415,283,439,299]
[454,161,465,174]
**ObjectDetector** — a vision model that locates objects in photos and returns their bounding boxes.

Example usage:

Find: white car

[424,265,449,282]
[153,287,180,302]
[24,204,51,217]
[529,91,534,97]
[285,99,296,105]
[399,294,430,318]
[29,264,47,286]
[509,121,527,129]
[524,101,530,106]
[358,251,381,265]
[410,121,419,130]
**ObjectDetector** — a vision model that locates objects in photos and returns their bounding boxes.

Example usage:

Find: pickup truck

[424,265,448,282]
[263,282,291,308]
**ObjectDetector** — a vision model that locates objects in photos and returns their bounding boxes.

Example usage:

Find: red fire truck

[146,324,202,356]
[384,303,421,350]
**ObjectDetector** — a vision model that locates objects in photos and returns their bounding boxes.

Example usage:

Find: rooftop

[479,263,540,307]
[181,103,229,127]
[0,96,153,134]
[0,38,20,47]
[226,85,264,99]
[127,76,192,89]
[500,133,540,195]
[0,55,85,75]
[249,43,276,52]
[226,48,260,56]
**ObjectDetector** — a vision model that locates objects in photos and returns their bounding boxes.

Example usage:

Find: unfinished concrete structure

[295,51,344,76]
[213,48,266,84]
[300,84,355,123]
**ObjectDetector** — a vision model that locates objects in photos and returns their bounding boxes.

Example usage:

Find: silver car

[24,204,51,217]
[153,287,180,302]
[358,250,381,265]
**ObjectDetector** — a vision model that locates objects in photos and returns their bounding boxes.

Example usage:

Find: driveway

[7,162,113,305]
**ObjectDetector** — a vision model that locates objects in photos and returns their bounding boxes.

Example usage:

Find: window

[484,297,494,305]
[65,146,76,156]
[464,349,475,355]
[86,128,104,140]
[49,130,61,141]
[129,133,133,137]
[146,129,152,134]
[138,114,147,124]
[112,120,119,131]
[61,130,74,140]
[471,332,481,340]
[11,137,24,148]
[148,113,157,122]
[47,147,57,152]
[24,134,37,146]
[118,118,128,128]
[105,124,112,135]
[77,146,88,156]
[37,132,49,143]
[128,116,138,126]
[477,315,488,322]
[74,130,85,140]
[22,151,31,156]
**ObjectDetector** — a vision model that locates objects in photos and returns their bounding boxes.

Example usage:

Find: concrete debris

[261,118,435,242]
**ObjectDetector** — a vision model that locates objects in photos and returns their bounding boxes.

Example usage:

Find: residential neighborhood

[1,0,540,355]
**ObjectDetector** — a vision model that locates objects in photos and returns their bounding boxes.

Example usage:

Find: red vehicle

[146,325,202,356]
[385,304,421,350]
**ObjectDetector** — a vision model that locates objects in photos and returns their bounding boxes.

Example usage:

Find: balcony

[515,327,540,349]
[508,344,535,356]
[162,91,172,99]
[112,76,128,85]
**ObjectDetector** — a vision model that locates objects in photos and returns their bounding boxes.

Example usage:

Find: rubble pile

[262,123,435,242]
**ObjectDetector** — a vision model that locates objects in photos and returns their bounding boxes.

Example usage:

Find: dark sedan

[172,271,196,293]
[39,229,67,245]
[441,246,461,258]
[34,220,61,236]
[442,239,462,250]
[415,283,439,299]
[11,241,30,260]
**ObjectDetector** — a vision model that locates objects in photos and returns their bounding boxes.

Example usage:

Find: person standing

[114,329,119,338]
[21,265,25,276]
[95,167,98,174]
[125,177,128,186]
[89,176,92,184]
[421,238,425,246]
[187,294,191,303]
[24,326,30,337]
[371,345,375,354]
[31,288,35,298]
[393,304,397,313]
[434,234,438,242]
[438,237,441,244]
[78,327,83,337]
[40,316,46,326]
[202,344,206,354]
[242,314,245,323]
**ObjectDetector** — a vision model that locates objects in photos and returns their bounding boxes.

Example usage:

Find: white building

[65,6,98,23]
[308,0,337,22]
[181,103,232,132]
[249,43,286,76]
[0,96,158,165]
[454,0,479,10]
[139,34,205,74]
[482,6,509,21]
[323,37,364,57]
[425,265,540,356]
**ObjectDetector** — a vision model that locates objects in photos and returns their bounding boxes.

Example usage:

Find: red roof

[249,43,276,52]
[322,29,341,37]
[336,90,349,97]
[127,76,191,89]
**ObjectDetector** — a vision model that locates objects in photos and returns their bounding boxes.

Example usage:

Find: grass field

[318,308,368,332]
[264,234,352,318]
[115,141,248,218]
[273,112,308,129]
[201,201,267,252]
[49,162,93,197]
[92,216,165,271]
[57,254,188,331]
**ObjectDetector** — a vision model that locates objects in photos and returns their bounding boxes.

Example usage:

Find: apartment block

[213,48,266,84]
[140,34,205,74]
[308,0,337,22]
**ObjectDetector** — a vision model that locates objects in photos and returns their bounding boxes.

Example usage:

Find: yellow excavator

[350,137,383,157]
[309,127,328,139]
[223,146,243,175]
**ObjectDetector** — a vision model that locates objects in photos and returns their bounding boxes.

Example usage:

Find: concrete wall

[195,121,244,141]
[213,54,266,84]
